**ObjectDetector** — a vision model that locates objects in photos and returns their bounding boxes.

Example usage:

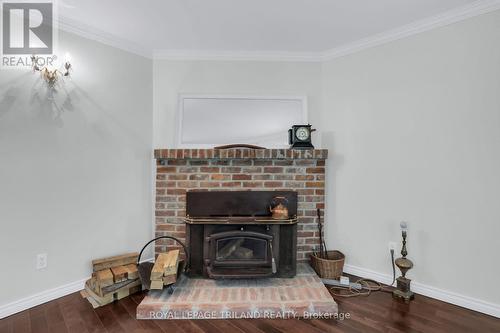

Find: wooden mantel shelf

[154,148,328,160]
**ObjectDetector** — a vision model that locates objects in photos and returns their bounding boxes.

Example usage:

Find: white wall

[153,60,322,147]
[0,31,153,307]
[321,10,500,305]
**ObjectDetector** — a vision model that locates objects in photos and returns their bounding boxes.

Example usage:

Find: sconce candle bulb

[400,221,407,231]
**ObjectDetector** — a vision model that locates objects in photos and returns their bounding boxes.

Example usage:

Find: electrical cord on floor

[328,249,396,298]
[390,248,396,286]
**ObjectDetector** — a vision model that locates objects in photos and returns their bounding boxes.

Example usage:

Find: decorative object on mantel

[31,53,72,86]
[392,221,415,303]
[214,144,265,149]
[289,124,316,149]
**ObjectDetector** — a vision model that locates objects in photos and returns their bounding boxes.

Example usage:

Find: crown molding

[153,0,500,62]
[57,16,152,59]
[55,0,500,62]
[320,0,500,61]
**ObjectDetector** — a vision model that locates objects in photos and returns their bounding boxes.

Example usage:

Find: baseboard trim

[2,264,498,319]
[0,278,87,319]
[344,264,500,318]
[0,257,154,319]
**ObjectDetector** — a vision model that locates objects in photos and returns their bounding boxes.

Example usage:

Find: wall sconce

[31,53,72,86]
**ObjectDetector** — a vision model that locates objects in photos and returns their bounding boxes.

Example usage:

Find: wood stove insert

[185,191,298,279]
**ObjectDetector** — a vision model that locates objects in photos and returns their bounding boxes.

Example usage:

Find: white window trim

[176,94,308,148]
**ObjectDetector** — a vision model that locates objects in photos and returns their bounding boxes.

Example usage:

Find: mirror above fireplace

[177,95,307,148]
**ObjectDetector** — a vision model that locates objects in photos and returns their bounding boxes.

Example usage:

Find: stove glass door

[216,237,267,261]
[209,231,273,267]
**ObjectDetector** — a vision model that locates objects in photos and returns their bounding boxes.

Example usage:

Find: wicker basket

[310,250,345,279]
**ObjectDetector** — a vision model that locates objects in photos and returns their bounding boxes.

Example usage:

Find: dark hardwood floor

[1,287,499,333]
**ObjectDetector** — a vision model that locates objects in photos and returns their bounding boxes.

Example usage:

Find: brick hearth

[154,148,328,262]
[137,263,337,319]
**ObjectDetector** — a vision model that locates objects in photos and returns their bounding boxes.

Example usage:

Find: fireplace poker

[317,208,328,259]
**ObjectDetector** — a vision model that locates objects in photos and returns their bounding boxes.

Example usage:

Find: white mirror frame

[176,94,308,148]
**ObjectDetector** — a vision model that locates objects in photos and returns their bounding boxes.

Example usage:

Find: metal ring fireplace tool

[137,236,190,293]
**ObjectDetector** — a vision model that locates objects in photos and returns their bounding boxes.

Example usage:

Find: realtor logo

[1,0,57,68]
[2,2,53,53]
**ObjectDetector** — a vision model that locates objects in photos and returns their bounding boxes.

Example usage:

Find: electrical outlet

[36,253,47,270]
[388,242,398,252]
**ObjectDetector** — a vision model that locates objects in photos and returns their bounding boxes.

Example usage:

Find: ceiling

[57,0,499,59]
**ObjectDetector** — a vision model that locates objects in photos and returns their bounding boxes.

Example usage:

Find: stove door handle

[269,241,277,274]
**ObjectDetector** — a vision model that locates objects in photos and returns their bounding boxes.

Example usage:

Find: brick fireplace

[154,148,328,263]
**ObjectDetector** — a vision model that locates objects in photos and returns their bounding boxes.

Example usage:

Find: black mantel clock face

[288,124,315,149]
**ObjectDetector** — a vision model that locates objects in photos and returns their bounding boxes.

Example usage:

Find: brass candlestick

[392,222,415,303]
